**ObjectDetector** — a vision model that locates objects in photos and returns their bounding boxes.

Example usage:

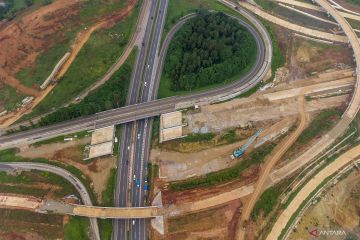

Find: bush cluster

[164,11,256,91]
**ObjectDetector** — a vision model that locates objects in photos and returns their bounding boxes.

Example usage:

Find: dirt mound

[0,0,81,95]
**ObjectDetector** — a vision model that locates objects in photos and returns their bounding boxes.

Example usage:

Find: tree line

[164,11,257,92]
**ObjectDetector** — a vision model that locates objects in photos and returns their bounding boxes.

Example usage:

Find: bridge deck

[72,205,163,218]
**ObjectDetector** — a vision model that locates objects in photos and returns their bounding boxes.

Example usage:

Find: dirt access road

[57,0,138,80]
[236,95,308,240]
[67,0,150,103]
[0,0,139,128]
[266,144,360,240]
[0,0,82,96]
[18,139,116,202]
[288,170,360,239]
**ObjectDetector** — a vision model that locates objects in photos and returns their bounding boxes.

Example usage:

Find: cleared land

[0,168,88,239]
[160,201,242,240]
[0,0,81,96]
[0,0,52,20]
[0,0,141,127]
[0,84,25,112]
[288,170,360,240]
[27,0,140,118]
[18,138,116,202]
[152,119,294,181]
[237,96,308,239]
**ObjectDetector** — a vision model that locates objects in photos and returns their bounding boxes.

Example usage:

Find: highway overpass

[0,3,272,150]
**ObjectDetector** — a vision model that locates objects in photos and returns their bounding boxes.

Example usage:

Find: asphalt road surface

[0,162,100,240]
[0,5,271,150]
[0,4,272,240]
[127,0,168,239]
[113,0,159,239]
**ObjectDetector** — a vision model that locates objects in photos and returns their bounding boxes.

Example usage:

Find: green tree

[164,11,256,92]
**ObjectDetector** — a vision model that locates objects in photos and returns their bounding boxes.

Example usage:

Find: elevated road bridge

[0,3,272,149]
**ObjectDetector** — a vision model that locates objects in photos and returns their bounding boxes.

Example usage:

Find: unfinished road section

[0,162,100,240]
[238,1,348,43]
[236,96,308,240]
[266,144,360,239]
[268,0,360,186]
[265,0,360,238]
[275,0,360,22]
[72,205,163,219]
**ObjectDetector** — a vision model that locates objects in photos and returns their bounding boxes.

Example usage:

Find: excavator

[230,129,263,159]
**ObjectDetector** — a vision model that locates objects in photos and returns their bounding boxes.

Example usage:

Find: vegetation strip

[170,142,277,191]
[37,49,137,126]
[160,11,257,97]
[22,2,141,120]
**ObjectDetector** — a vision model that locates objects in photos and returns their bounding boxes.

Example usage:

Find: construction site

[0,0,360,240]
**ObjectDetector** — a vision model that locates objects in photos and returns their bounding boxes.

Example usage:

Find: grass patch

[26,2,141,118]
[298,109,341,144]
[278,174,333,239]
[98,168,116,240]
[0,184,48,197]
[0,169,75,195]
[99,219,113,240]
[168,206,221,233]
[147,163,159,191]
[159,128,253,153]
[37,48,137,126]
[79,0,128,22]
[347,0,360,6]
[102,168,116,206]
[219,129,237,143]
[113,125,122,155]
[0,209,63,239]
[151,116,160,144]
[264,22,285,79]
[0,85,26,111]
[254,0,277,11]
[30,130,89,147]
[16,39,73,88]
[0,148,97,204]
[251,180,288,220]
[182,133,216,142]
[0,170,78,198]
[0,171,32,184]
[64,216,90,240]
[170,141,277,191]
[347,18,360,32]
[0,0,52,20]
[252,187,281,219]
